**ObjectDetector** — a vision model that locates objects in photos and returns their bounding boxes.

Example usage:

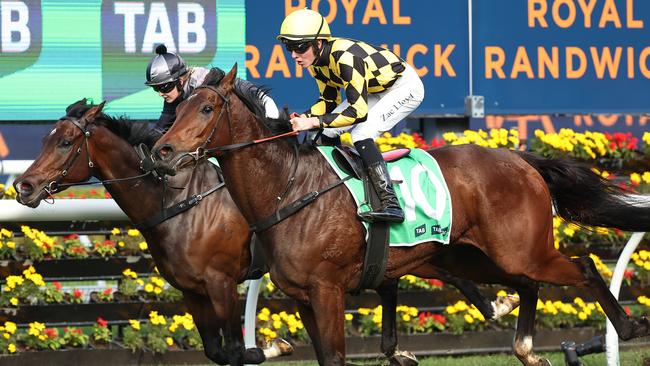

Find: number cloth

[317,146,452,246]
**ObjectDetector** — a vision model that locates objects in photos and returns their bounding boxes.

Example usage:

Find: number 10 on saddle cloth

[317,146,452,246]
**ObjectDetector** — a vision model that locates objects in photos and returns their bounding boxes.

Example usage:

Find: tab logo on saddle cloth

[317,146,452,246]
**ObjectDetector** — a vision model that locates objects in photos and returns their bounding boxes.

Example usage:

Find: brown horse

[152,65,650,366]
[13,100,515,366]
[12,100,290,366]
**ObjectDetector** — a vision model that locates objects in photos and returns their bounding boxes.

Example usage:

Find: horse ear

[221,63,238,90]
[66,98,88,115]
[81,101,106,124]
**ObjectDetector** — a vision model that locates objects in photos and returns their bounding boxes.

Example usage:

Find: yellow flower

[129,320,140,330]
[7,343,15,353]
[358,308,370,315]
[630,173,641,185]
[139,242,148,251]
[9,298,18,306]
[144,284,154,292]
[464,314,474,324]
[118,241,125,247]
[4,322,16,334]
[258,313,269,322]
[402,314,411,322]
[6,241,15,249]
[154,287,162,295]
[344,313,353,321]
[165,337,174,346]
[111,228,121,235]
[578,312,587,321]
[127,229,140,236]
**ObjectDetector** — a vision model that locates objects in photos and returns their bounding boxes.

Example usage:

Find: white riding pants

[322,64,424,143]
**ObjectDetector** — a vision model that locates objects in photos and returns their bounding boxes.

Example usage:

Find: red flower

[103,288,113,295]
[67,192,75,198]
[64,234,79,240]
[432,313,446,325]
[73,289,83,298]
[623,269,634,279]
[89,189,98,196]
[44,328,58,338]
[53,281,62,291]
[427,279,444,288]
[97,317,108,327]
[624,306,631,315]
[105,192,112,199]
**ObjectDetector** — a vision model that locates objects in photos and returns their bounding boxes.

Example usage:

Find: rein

[180,84,352,233]
[175,85,300,164]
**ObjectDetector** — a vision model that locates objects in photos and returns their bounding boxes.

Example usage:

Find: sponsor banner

[245,0,469,115]
[473,0,650,114]
[0,0,244,121]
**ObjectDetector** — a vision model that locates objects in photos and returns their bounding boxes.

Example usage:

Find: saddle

[331,145,411,179]
[331,145,410,292]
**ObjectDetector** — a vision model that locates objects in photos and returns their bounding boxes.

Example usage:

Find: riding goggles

[284,41,312,54]
[151,81,176,93]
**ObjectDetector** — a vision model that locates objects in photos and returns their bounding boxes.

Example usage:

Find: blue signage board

[245,0,470,116]
[472,0,650,115]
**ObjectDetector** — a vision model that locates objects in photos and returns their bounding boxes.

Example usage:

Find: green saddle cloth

[317,146,452,246]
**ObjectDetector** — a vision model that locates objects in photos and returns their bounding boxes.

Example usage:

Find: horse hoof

[272,338,294,356]
[493,294,520,319]
[389,350,418,366]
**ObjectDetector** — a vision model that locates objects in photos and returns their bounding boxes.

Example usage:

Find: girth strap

[134,182,225,231]
[241,234,268,281]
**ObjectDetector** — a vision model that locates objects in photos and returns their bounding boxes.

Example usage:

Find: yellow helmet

[277,8,331,42]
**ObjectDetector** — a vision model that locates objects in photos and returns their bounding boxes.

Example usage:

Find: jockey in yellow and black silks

[277,8,425,223]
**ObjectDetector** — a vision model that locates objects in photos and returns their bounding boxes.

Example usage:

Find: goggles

[284,41,312,54]
[152,81,176,93]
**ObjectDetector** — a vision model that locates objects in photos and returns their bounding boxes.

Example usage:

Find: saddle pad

[317,146,452,246]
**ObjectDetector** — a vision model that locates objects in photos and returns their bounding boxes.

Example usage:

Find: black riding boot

[359,161,405,223]
[355,139,405,223]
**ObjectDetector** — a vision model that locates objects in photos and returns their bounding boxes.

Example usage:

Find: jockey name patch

[317,146,452,246]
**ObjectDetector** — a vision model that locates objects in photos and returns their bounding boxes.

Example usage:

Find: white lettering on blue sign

[114,1,206,54]
[1,1,30,53]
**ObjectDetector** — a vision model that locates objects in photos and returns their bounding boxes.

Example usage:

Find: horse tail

[516,151,650,232]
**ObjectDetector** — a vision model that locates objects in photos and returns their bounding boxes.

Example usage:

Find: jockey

[145,44,279,133]
[277,8,425,223]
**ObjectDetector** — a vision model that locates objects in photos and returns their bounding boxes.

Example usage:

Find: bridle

[42,117,151,202]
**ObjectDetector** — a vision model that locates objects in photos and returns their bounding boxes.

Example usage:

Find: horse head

[153,64,239,175]
[14,99,105,207]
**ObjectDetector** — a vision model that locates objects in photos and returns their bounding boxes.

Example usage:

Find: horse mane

[202,69,304,148]
[65,103,161,148]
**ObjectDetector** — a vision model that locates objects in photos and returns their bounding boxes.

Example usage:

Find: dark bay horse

[12,100,291,365]
[13,100,515,366]
[152,65,650,366]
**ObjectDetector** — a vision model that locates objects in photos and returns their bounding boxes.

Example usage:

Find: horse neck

[88,127,164,224]
[217,103,323,224]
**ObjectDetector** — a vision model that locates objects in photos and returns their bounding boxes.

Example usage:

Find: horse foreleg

[306,285,347,365]
[376,280,418,366]
[511,282,550,366]
[182,291,229,365]
[296,302,325,364]
[204,272,266,366]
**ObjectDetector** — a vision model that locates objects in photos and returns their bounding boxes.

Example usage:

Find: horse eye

[201,105,213,114]
[59,139,73,148]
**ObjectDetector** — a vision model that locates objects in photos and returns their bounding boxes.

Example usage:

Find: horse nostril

[157,145,174,160]
[15,181,34,195]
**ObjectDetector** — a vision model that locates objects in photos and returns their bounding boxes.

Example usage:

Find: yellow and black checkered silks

[307,38,406,128]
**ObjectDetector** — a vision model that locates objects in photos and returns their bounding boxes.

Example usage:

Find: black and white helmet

[144,44,188,86]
